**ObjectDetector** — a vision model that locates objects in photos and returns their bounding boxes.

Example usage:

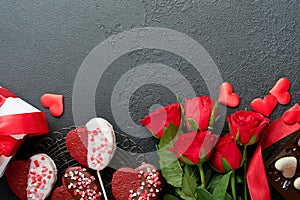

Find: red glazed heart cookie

[270,78,291,105]
[250,94,277,117]
[66,118,116,171]
[51,166,102,200]
[218,82,240,107]
[40,94,64,117]
[111,163,162,200]
[6,153,57,200]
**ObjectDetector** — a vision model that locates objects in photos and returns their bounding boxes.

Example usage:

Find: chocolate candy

[266,131,300,199]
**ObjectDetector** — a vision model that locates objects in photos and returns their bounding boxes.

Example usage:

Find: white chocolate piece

[274,156,297,179]
[86,118,116,171]
[294,177,300,190]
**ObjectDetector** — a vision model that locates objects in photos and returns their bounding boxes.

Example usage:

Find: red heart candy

[40,94,64,117]
[111,163,162,200]
[218,82,240,107]
[6,154,57,200]
[283,104,300,125]
[250,94,277,117]
[0,95,6,107]
[51,166,102,200]
[269,78,291,105]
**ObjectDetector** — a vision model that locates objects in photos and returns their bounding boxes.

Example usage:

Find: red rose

[210,134,242,173]
[169,131,219,165]
[184,96,216,131]
[140,102,181,138]
[227,110,269,146]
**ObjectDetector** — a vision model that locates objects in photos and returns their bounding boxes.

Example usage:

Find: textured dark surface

[0,0,299,199]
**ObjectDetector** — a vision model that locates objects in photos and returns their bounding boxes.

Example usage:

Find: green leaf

[235,175,243,184]
[176,189,197,200]
[205,168,213,186]
[209,101,219,127]
[157,123,183,187]
[247,134,257,145]
[181,165,198,198]
[187,118,199,131]
[159,123,179,149]
[164,194,180,200]
[222,157,232,173]
[158,147,183,187]
[206,173,224,192]
[180,155,196,165]
[212,172,232,200]
[196,187,212,200]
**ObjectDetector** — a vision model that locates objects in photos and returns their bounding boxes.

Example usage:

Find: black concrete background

[0,0,299,199]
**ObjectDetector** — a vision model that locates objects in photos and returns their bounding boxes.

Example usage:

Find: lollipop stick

[97,170,108,200]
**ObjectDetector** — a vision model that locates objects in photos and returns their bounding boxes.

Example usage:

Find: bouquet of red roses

[141,96,270,200]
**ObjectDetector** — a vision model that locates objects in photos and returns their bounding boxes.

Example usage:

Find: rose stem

[243,146,248,200]
[97,170,108,200]
[198,162,206,188]
[231,171,237,200]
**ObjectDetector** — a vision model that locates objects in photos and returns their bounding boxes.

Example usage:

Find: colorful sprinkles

[87,126,114,171]
[128,164,162,200]
[63,166,102,200]
[26,155,56,199]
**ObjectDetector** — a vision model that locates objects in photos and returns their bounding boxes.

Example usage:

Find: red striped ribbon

[0,88,49,156]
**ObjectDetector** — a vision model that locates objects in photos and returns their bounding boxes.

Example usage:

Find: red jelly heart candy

[218,82,240,107]
[250,94,277,117]
[269,78,291,105]
[283,104,300,125]
[40,94,64,117]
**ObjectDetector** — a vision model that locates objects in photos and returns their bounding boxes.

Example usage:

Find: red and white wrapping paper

[0,86,49,177]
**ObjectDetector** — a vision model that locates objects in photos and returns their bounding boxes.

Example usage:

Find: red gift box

[0,87,49,177]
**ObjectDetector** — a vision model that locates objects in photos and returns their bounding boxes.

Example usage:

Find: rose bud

[227,110,269,146]
[210,134,242,173]
[140,102,181,138]
[169,130,219,165]
[184,96,217,131]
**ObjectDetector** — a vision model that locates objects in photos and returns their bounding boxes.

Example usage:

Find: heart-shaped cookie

[6,153,57,200]
[250,94,277,117]
[218,82,240,107]
[51,166,102,200]
[40,94,64,117]
[270,78,291,105]
[283,104,300,125]
[274,156,297,179]
[66,118,116,171]
[111,163,162,200]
